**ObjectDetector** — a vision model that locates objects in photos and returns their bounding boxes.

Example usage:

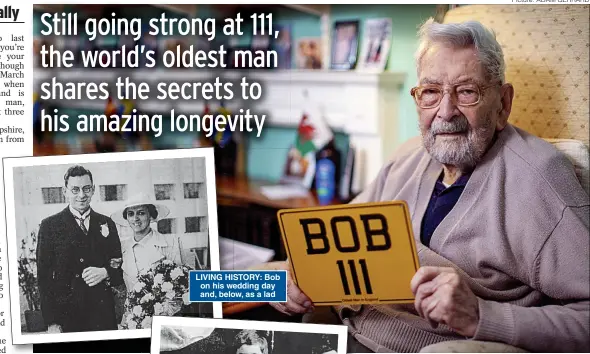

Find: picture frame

[272,23,293,69]
[357,18,392,72]
[330,20,360,70]
[296,37,323,70]
[2,149,222,345]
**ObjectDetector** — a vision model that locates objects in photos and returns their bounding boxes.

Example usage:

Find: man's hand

[267,261,314,315]
[47,324,62,334]
[82,267,108,287]
[410,266,480,337]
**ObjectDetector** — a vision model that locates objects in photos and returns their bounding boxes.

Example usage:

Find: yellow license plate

[278,201,420,306]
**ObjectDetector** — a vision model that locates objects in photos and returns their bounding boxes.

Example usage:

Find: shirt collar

[70,205,91,220]
[132,229,168,247]
[436,171,472,189]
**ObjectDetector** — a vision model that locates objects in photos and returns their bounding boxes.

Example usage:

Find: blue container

[315,158,336,205]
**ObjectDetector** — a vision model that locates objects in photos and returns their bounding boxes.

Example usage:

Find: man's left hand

[410,266,479,337]
[82,267,108,287]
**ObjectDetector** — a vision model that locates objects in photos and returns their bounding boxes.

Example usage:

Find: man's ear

[496,83,514,130]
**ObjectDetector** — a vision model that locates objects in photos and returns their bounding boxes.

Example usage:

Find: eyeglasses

[67,185,93,194]
[410,82,500,109]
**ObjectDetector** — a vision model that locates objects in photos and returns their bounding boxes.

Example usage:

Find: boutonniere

[110,258,122,269]
[100,223,109,237]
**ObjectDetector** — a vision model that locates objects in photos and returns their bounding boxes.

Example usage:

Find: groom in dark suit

[36,165,124,333]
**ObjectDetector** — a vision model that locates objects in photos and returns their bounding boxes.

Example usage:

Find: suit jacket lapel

[88,209,100,238]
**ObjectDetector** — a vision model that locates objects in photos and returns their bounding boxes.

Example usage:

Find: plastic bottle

[314,140,341,205]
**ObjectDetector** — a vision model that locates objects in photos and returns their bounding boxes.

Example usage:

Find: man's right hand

[266,261,314,315]
[47,324,62,334]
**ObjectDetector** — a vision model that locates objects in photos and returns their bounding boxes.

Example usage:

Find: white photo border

[2,147,222,345]
[150,316,349,354]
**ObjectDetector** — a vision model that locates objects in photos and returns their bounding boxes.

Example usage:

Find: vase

[24,310,46,333]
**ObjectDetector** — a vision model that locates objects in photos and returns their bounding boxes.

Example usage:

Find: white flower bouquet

[121,260,191,330]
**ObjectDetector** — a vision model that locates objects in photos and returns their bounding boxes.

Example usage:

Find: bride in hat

[111,192,186,293]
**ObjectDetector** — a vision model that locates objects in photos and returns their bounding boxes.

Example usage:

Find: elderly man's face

[417,45,508,169]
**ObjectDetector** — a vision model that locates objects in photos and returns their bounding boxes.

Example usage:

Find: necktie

[76,216,88,235]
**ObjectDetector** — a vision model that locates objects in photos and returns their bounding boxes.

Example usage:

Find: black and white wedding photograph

[3,148,222,344]
[151,316,348,354]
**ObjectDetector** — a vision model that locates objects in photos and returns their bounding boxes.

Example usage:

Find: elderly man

[265,18,589,353]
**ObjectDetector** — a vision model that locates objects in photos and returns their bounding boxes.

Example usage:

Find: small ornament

[110,258,122,269]
[101,223,109,237]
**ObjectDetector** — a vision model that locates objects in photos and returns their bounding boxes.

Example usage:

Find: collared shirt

[121,229,184,290]
[69,205,90,231]
[420,172,471,247]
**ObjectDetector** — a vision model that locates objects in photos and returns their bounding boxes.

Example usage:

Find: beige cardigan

[335,124,589,352]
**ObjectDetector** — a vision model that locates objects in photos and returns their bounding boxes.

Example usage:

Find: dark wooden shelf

[215,175,341,261]
[216,175,337,210]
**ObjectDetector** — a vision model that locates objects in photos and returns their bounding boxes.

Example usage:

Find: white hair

[415,18,506,84]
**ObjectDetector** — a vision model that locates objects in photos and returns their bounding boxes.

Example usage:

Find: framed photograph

[357,18,392,72]
[272,23,293,69]
[151,316,348,354]
[330,20,360,70]
[296,37,323,70]
[3,148,222,344]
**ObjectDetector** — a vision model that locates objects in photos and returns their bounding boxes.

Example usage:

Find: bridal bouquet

[121,260,192,330]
